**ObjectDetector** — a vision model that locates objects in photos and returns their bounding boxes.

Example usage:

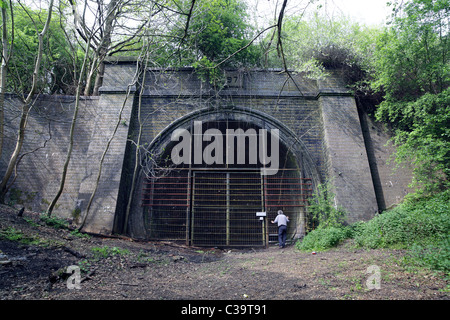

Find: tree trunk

[0,0,54,202]
[0,6,8,159]
[47,39,91,216]
[92,60,104,96]
[91,0,118,96]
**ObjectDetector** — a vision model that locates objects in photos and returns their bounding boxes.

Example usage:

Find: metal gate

[191,172,264,247]
[142,169,311,247]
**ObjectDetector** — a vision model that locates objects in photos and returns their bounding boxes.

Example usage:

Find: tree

[0,0,11,160]
[181,0,263,84]
[4,1,77,95]
[0,0,55,202]
[265,10,380,82]
[373,0,449,193]
[69,0,172,95]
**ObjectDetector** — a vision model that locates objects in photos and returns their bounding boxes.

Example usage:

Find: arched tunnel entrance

[137,107,321,247]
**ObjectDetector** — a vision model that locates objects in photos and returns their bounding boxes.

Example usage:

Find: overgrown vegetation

[306,182,347,229]
[267,11,380,83]
[295,0,449,275]
[298,189,450,273]
[372,0,449,194]
[296,182,349,252]
[187,0,262,84]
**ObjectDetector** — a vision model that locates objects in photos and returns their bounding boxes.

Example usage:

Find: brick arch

[145,105,322,188]
[130,105,322,246]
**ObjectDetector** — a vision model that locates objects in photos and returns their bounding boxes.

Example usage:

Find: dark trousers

[278,225,287,248]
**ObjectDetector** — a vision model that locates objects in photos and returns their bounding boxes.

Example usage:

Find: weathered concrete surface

[320,94,379,223]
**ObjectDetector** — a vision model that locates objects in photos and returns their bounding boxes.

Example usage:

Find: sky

[324,0,392,25]
[249,0,393,27]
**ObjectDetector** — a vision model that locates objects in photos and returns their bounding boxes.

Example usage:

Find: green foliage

[0,227,42,245]
[354,190,450,249]
[267,12,380,82]
[184,0,262,84]
[189,0,259,64]
[69,228,90,239]
[5,2,79,95]
[91,246,130,259]
[404,237,450,272]
[373,0,449,193]
[307,182,347,229]
[296,226,350,251]
[373,0,449,103]
[297,182,348,252]
[40,214,69,230]
[297,190,450,272]
[192,56,225,85]
[389,89,450,192]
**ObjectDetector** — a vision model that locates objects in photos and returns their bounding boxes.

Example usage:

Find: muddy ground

[0,204,448,302]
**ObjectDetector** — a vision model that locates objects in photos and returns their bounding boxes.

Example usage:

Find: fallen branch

[63,246,86,259]
[81,269,96,283]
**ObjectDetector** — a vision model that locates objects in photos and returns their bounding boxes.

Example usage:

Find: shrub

[352,190,450,273]
[296,226,348,252]
[404,237,450,273]
[297,189,449,274]
[307,182,347,229]
[354,190,450,249]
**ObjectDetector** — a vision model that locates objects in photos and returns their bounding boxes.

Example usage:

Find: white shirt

[273,214,289,227]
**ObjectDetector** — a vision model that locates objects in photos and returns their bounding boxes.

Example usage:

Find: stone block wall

[1,95,99,219]
[0,60,414,237]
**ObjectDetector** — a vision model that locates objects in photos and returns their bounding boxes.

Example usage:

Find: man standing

[271,210,289,248]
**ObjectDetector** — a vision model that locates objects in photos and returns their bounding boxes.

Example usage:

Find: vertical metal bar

[300,171,305,238]
[147,178,155,238]
[188,119,194,245]
[226,172,230,246]
[185,170,191,246]
[261,174,267,247]
[191,172,196,246]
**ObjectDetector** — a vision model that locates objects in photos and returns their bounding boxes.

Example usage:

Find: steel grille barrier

[142,168,312,247]
[142,170,190,242]
[191,172,264,247]
[264,169,312,243]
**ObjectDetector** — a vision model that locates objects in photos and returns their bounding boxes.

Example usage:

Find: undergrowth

[297,189,450,273]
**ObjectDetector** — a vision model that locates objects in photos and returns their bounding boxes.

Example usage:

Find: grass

[39,214,70,230]
[91,246,130,259]
[0,226,62,247]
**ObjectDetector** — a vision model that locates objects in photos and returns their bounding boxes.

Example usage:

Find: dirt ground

[0,204,448,301]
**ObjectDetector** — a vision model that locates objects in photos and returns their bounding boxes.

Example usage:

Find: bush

[354,190,450,249]
[307,182,347,229]
[296,226,349,252]
[297,190,449,273]
[352,190,450,272]
[404,237,450,273]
